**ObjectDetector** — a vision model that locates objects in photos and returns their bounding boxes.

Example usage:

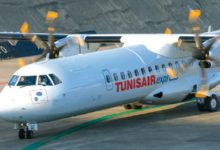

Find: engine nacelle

[55,35,92,57]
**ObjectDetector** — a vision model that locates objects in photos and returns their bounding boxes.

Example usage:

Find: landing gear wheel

[133,104,143,109]
[196,99,206,112]
[18,129,25,139]
[206,95,218,112]
[124,104,132,110]
[197,103,207,112]
[26,129,33,139]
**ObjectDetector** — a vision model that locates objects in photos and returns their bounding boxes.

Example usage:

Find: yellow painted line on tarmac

[22,101,191,150]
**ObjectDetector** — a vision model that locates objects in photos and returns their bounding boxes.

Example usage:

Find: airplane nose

[0,92,18,121]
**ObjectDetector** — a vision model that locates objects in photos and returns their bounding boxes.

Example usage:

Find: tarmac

[1,60,220,150]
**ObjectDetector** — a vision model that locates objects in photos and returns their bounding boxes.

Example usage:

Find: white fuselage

[0,37,220,124]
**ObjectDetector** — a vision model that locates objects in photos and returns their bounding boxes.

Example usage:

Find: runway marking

[22,103,188,150]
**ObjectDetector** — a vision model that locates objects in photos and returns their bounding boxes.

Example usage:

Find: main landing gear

[196,94,219,112]
[124,102,143,110]
[17,123,35,139]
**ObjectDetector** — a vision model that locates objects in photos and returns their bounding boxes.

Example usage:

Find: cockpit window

[38,75,53,86]
[49,74,62,85]
[8,75,19,86]
[17,76,37,86]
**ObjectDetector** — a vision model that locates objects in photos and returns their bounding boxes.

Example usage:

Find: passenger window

[127,71,132,78]
[113,73,118,81]
[49,74,62,85]
[148,67,152,73]
[17,76,37,86]
[168,62,173,68]
[175,61,179,68]
[141,68,146,75]
[38,75,53,86]
[105,75,111,83]
[155,65,159,72]
[120,72,125,80]
[134,69,139,77]
[162,64,166,71]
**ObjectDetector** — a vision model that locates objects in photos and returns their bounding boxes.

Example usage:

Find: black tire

[196,98,207,112]
[197,102,207,112]
[26,130,33,139]
[133,104,143,110]
[18,129,25,139]
[124,104,132,110]
[206,95,219,112]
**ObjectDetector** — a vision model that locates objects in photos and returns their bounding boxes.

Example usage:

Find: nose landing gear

[17,123,36,139]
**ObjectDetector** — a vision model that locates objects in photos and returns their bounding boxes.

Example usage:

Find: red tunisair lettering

[115,82,122,92]
[127,79,133,90]
[142,77,147,87]
[136,78,141,88]
[150,75,156,85]
[121,81,127,91]
[115,75,157,92]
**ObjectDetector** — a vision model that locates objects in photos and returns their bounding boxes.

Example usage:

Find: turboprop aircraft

[1,10,220,139]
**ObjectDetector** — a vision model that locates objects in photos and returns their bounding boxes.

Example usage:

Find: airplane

[1,10,220,140]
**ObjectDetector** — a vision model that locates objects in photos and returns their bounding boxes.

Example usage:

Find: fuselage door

[102,69,113,91]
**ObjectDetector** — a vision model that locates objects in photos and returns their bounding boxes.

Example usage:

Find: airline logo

[115,75,177,92]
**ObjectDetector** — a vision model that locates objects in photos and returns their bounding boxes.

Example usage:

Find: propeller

[167,9,220,98]
[75,35,84,53]
[164,27,172,34]
[20,11,68,62]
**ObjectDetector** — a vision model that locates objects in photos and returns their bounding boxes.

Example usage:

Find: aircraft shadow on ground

[36,101,215,139]
[92,101,216,129]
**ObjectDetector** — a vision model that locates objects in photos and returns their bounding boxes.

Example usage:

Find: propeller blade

[20,22,29,33]
[17,58,26,68]
[20,22,49,50]
[195,61,209,98]
[166,58,195,79]
[195,85,209,98]
[164,27,172,34]
[46,11,59,58]
[166,68,177,79]
[179,58,195,73]
[188,9,201,22]
[75,35,84,47]
[46,11,59,21]
[189,9,203,50]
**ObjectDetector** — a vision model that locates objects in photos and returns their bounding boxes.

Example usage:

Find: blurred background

[0,0,220,33]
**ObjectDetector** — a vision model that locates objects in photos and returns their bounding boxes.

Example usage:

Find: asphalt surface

[1,60,220,150]
[1,0,220,33]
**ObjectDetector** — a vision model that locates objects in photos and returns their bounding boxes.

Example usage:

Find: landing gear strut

[18,123,34,139]
[196,94,219,112]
